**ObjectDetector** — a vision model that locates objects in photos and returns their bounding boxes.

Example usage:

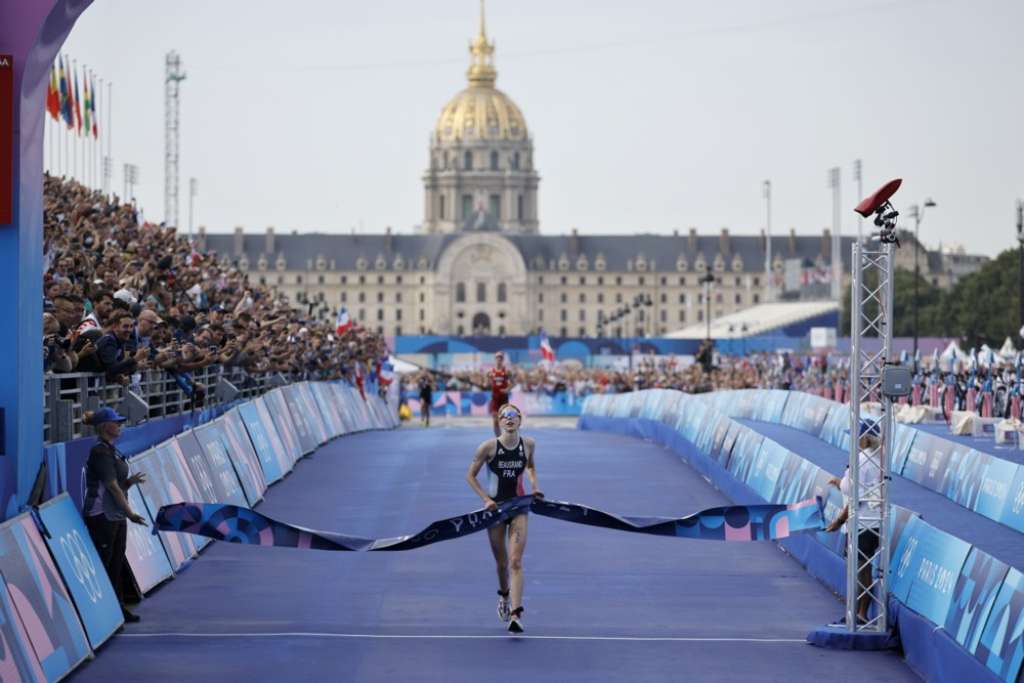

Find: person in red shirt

[488,351,512,436]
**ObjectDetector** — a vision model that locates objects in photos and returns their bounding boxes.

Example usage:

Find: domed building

[206,4,874,340]
[421,5,539,234]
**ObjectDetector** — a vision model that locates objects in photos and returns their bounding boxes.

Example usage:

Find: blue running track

[69,425,916,682]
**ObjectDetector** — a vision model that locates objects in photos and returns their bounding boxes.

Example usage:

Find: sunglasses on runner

[499,409,521,420]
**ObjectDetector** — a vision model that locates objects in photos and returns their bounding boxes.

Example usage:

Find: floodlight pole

[847,236,895,633]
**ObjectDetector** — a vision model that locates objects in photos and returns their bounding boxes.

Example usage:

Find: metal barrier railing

[43,366,289,444]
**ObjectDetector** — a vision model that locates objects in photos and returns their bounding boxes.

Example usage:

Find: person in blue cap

[82,407,149,623]
[825,419,882,626]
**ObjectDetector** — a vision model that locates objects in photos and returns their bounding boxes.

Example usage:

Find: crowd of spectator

[42,175,389,402]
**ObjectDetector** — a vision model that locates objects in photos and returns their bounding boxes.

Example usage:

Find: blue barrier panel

[903,431,957,491]
[819,404,849,451]
[173,433,222,504]
[997,467,1024,534]
[941,447,992,510]
[263,391,305,462]
[36,494,122,649]
[277,385,317,455]
[772,453,823,504]
[976,567,1024,682]
[717,420,743,469]
[891,423,918,475]
[123,485,174,593]
[0,514,90,682]
[309,383,345,438]
[237,401,288,484]
[780,392,831,437]
[296,383,331,444]
[751,390,789,423]
[746,439,790,501]
[902,519,972,626]
[182,427,247,508]
[197,415,266,506]
[972,457,1019,523]
[889,511,924,602]
[946,548,1010,655]
[131,447,201,571]
[0,576,45,681]
[727,427,764,486]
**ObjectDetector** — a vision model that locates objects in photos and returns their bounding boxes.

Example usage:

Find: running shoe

[507,607,524,633]
[497,590,510,622]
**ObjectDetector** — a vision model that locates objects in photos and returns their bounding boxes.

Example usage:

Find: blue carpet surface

[69,426,916,682]
[738,419,1024,571]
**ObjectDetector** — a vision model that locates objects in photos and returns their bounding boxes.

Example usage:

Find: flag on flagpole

[335,307,352,335]
[82,72,91,136]
[73,64,82,135]
[46,65,60,121]
[59,57,73,128]
[539,330,555,363]
[90,72,99,138]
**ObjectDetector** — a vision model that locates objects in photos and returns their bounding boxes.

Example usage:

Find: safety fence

[402,388,585,417]
[43,366,287,445]
[581,389,1020,683]
[0,381,396,682]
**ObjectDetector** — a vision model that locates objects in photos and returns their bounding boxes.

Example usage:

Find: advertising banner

[819,404,850,451]
[131,447,202,570]
[0,514,90,682]
[997,466,1024,534]
[200,413,266,504]
[889,509,923,602]
[173,432,222,504]
[976,567,1024,683]
[750,390,789,423]
[945,547,1010,655]
[237,401,289,484]
[971,457,1019,523]
[727,427,764,484]
[36,494,122,649]
[277,386,317,455]
[745,439,790,501]
[890,424,918,475]
[123,485,174,593]
[180,428,246,507]
[902,520,972,625]
[256,394,302,466]
[781,393,831,437]
[0,577,44,682]
[309,383,345,438]
[902,431,956,492]
[296,383,331,444]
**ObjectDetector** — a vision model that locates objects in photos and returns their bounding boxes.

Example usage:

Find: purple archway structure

[0,0,92,514]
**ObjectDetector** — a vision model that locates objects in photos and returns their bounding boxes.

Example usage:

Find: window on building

[753,293,760,304]
[419,326,425,334]
[660,293,667,303]
[538,292,544,303]
[639,277,645,286]
[358,309,365,321]
[463,151,473,170]
[734,276,741,286]
[679,276,686,286]
[457,325,464,335]
[579,293,586,303]
[419,292,425,303]
[517,195,524,221]
[539,309,544,320]
[598,276,604,286]
[489,194,500,218]
[660,277,667,286]
[678,293,686,304]
[560,310,567,322]
[660,310,667,322]
[579,309,586,321]
[753,276,760,287]
[579,327,586,336]
[499,325,506,335]
[377,309,384,321]
[419,309,425,321]
[396,309,402,320]
[395,292,402,303]
[616,276,623,285]
[259,276,266,285]
[597,292,604,304]
[358,292,366,303]
[476,282,486,302]
[735,293,742,304]
[439,195,446,220]
[340,292,347,302]
[395,326,402,335]
[715,293,723,304]
[560,293,567,303]
[560,326,567,336]
[378,275,384,284]
[377,292,384,303]
[396,276,402,284]
[512,152,520,169]
[490,150,499,170]
[456,282,466,302]
[317,275,325,285]
[538,276,544,285]
[420,276,425,284]
[697,310,704,322]
[462,194,473,219]
[296,275,303,284]
[579,276,586,285]
[616,293,622,303]
[358,275,365,285]
[614,326,622,337]
[678,310,686,322]
[498,283,507,302]
[560,276,567,285]
[697,293,703,304]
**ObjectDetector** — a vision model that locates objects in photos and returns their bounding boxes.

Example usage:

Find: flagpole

[107,80,113,200]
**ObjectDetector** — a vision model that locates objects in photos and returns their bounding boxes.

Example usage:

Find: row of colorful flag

[46,55,98,138]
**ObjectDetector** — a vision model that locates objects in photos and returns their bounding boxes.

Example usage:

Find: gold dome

[433,1,529,143]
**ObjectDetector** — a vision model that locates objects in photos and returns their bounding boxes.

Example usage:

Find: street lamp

[700,272,716,340]
[907,198,937,360]
[1017,200,1024,335]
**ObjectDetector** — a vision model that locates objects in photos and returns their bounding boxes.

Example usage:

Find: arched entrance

[472,312,491,335]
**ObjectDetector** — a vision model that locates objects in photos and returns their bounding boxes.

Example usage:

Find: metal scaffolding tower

[845,179,902,634]
[164,51,186,229]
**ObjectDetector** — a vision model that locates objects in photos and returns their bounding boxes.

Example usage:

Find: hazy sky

[58,0,1022,256]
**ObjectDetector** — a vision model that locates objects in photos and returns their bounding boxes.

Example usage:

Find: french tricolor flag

[335,307,352,335]
[380,358,395,386]
[539,331,555,363]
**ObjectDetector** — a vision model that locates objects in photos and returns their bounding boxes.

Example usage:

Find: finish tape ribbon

[153,496,824,552]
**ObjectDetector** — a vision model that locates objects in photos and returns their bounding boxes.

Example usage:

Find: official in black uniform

[466,404,542,633]
[418,373,434,427]
[82,407,149,622]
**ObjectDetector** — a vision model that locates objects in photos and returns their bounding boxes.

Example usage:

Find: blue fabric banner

[900,519,972,626]
[237,401,289,483]
[0,576,44,682]
[124,485,174,593]
[176,431,246,507]
[945,547,1010,656]
[36,494,122,649]
[976,567,1024,682]
[278,385,318,454]
[193,419,264,507]
[154,496,824,552]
